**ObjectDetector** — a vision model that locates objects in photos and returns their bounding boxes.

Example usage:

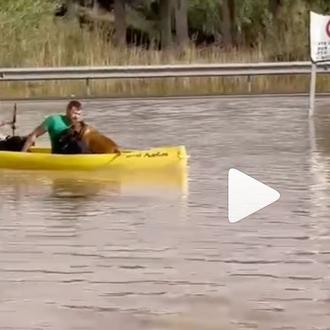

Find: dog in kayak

[0,124,119,154]
[59,121,121,155]
[21,100,121,155]
[80,124,121,155]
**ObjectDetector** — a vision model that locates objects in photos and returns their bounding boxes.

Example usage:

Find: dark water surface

[1,96,330,330]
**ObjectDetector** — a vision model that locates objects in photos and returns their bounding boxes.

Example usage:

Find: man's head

[66,100,82,123]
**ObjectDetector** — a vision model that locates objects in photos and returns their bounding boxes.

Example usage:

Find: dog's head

[69,121,90,139]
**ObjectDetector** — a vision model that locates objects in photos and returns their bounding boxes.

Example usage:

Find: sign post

[309,11,330,117]
[309,62,317,117]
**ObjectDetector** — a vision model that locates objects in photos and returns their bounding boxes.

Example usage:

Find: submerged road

[0,96,330,330]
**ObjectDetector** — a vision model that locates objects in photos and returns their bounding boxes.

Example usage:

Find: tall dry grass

[0,9,328,99]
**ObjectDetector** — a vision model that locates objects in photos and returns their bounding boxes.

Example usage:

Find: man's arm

[21,124,47,152]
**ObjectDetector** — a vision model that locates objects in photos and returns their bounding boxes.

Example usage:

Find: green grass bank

[1,1,330,99]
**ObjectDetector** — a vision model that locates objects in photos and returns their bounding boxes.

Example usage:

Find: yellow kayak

[0,145,188,172]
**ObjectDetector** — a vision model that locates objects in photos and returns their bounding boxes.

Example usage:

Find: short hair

[67,100,82,110]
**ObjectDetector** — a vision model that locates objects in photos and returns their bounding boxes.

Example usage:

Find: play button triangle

[228,169,280,223]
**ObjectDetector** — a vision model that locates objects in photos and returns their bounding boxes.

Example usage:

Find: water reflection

[0,168,188,200]
[0,168,189,241]
[50,177,121,199]
[309,103,330,218]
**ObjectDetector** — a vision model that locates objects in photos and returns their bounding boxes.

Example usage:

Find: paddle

[11,103,17,136]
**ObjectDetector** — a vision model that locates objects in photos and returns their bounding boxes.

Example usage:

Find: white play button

[228,169,280,223]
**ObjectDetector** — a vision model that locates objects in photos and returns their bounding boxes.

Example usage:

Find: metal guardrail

[1,61,330,82]
[1,61,330,100]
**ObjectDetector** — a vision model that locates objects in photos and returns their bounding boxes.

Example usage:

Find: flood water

[1,96,330,330]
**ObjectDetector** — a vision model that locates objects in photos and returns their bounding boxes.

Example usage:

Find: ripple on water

[0,96,330,329]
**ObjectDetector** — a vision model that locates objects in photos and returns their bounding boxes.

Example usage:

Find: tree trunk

[159,0,173,50]
[269,0,282,18]
[228,0,237,46]
[92,0,99,14]
[114,0,127,47]
[65,0,79,18]
[175,0,189,48]
[220,0,232,48]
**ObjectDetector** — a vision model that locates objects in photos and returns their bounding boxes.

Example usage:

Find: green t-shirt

[41,114,71,152]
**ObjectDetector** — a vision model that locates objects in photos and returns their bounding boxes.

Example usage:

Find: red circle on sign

[326,20,330,38]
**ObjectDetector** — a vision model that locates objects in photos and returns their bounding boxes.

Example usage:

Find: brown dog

[73,121,121,154]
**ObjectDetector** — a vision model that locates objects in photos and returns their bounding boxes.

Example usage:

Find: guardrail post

[86,78,91,97]
[247,75,252,93]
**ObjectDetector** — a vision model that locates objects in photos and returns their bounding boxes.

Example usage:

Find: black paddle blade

[12,103,17,135]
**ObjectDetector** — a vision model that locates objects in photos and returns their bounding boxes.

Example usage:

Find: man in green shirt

[22,100,86,153]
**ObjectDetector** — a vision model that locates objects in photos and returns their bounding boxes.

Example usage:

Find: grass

[0,17,330,99]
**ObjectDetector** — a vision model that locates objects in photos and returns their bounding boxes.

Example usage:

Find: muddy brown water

[1,96,330,330]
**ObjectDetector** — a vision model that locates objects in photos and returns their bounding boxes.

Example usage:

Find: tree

[220,0,232,47]
[268,0,282,18]
[174,0,189,48]
[159,0,173,49]
[228,0,237,46]
[114,0,127,47]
